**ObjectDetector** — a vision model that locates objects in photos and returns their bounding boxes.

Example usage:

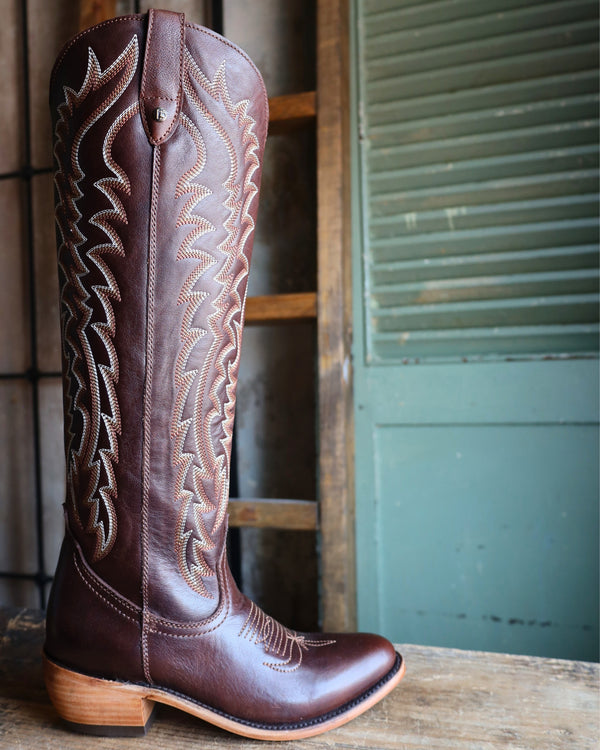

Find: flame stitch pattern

[54,36,139,560]
[239,602,336,673]
[171,52,261,596]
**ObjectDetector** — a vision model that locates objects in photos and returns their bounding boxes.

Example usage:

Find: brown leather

[140,9,184,144]
[45,11,401,733]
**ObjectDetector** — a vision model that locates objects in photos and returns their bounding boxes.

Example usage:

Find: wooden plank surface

[245,292,317,325]
[228,498,317,530]
[268,91,316,134]
[1,607,598,749]
[316,0,357,632]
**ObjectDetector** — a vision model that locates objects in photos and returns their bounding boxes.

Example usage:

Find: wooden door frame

[317,0,357,632]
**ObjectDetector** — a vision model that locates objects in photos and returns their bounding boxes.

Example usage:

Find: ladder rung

[228,498,318,530]
[245,292,317,325]
[268,91,316,134]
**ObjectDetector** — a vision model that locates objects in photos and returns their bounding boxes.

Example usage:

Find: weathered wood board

[1,607,598,749]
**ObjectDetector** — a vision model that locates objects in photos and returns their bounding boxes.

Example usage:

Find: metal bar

[19,0,48,610]
[0,571,53,584]
[0,166,53,181]
[0,371,62,381]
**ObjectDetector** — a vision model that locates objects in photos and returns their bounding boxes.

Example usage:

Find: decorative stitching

[145,541,230,634]
[238,602,336,673]
[51,18,268,133]
[50,17,141,89]
[170,50,261,596]
[141,94,178,101]
[184,22,269,123]
[73,553,138,623]
[54,35,139,561]
[146,593,230,638]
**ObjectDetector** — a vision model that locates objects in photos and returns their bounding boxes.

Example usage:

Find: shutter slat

[368,120,599,171]
[365,0,596,58]
[369,95,599,147]
[370,171,599,215]
[367,21,597,81]
[371,219,599,261]
[372,294,599,331]
[359,0,600,362]
[370,145,599,194]
[369,71,598,126]
[371,246,599,284]
[373,269,599,307]
[372,325,599,360]
[370,195,599,239]
[364,0,554,35]
[366,43,598,104]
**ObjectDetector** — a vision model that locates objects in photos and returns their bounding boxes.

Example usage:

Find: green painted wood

[357,0,599,363]
[351,0,600,661]
[370,421,599,660]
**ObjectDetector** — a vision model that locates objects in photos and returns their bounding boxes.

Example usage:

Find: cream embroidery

[171,52,261,595]
[239,602,336,673]
[55,37,139,560]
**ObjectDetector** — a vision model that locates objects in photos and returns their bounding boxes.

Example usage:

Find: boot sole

[43,651,405,740]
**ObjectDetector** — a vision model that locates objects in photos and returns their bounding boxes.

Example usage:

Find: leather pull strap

[140,9,185,145]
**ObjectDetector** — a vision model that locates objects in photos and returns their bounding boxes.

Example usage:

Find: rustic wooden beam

[316,0,356,632]
[79,0,115,31]
[228,498,318,530]
[245,292,317,325]
[268,91,316,134]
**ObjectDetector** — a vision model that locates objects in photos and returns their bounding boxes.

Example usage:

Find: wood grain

[244,292,317,325]
[228,498,317,530]
[79,0,116,31]
[268,92,316,134]
[1,607,598,749]
[316,0,357,632]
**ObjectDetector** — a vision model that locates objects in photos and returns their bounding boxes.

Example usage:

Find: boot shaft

[51,11,268,618]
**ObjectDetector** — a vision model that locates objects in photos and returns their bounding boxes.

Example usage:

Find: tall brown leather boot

[43,10,404,740]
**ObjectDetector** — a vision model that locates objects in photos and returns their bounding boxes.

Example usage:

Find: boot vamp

[147,591,397,725]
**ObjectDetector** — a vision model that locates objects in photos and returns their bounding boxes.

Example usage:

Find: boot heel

[43,655,156,736]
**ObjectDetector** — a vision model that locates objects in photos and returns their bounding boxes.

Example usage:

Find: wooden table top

[1,607,598,749]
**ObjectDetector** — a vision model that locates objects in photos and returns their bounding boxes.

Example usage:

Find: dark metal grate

[0,1,52,609]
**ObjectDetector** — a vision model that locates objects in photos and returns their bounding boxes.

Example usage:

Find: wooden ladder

[233,1,354,632]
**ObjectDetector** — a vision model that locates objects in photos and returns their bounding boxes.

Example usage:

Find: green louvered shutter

[352,0,599,661]
[360,0,599,362]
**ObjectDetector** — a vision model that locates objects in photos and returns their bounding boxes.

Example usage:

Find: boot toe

[305,631,400,715]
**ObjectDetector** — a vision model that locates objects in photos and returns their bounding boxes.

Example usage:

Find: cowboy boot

[43,10,404,740]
